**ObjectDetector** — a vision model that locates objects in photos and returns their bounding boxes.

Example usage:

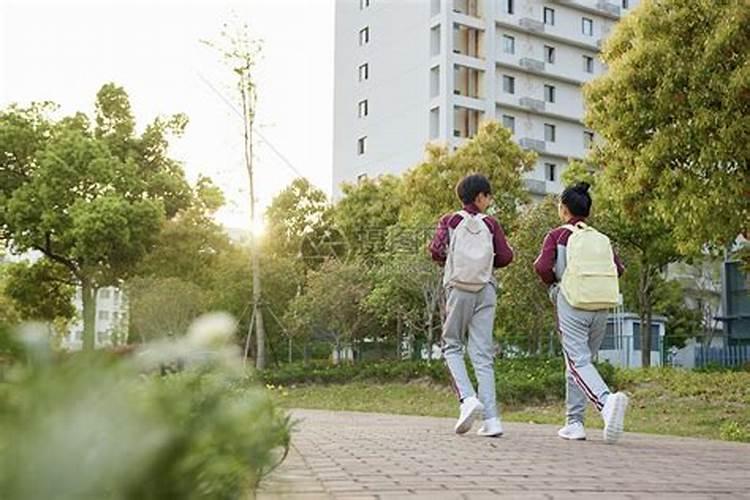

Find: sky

[0,0,336,231]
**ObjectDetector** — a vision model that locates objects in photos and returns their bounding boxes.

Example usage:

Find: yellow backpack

[560,222,620,310]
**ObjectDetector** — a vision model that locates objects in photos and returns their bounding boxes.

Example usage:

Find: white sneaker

[557,422,586,440]
[454,396,484,434]
[601,392,629,444]
[477,417,504,437]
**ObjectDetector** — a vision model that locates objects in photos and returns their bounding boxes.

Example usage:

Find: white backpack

[444,211,494,292]
[560,222,620,310]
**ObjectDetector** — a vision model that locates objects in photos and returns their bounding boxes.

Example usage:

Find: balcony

[523,178,547,196]
[454,106,483,138]
[454,65,484,99]
[550,0,620,19]
[518,18,544,33]
[596,1,621,16]
[453,0,482,18]
[453,24,484,59]
[519,137,546,152]
[519,57,545,74]
[519,97,545,112]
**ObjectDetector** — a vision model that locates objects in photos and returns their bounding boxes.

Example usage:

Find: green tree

[334,175,402,261]
[497,196,560,354]
[264,178,340,267]
[400,121,536,230]
[365,248,442,359]
[585,0,750,256]
[208,244,304,365]
[284,259,375,362]
[126,276,207,343]
[0,84,192,350]
[3,260,76,323]
[135,175,230,289]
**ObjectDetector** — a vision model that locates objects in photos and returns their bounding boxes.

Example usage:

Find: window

[502,114,515,133]
[544,84,555,103]
[543,7,555,26]
[544,123,556,142]
[98,310,110,321]
[503,35,515,54]
[360,0,370,9]
[357,136,367,155]
[359,27,369,46]
[99,289,110,299]
[358,63,369,81]
[583,55,594,73]
[358,99,368,118]
[621,0,629,8]
[502,75,515,94]
[633,323,660,351]
[505,0,514,14]
[545,163,557,182]
[544,45,555,64]
[113,289,120,302]
[582,17,593,36]
[602,323,616,350]
[584,131,594,148]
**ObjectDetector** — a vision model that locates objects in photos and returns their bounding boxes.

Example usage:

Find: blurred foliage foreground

[0,313,291,500]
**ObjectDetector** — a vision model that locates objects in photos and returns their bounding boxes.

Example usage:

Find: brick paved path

[258,409,750,500]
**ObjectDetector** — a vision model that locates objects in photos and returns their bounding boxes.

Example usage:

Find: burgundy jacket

[429,203,514,269]
[533,216,624,285]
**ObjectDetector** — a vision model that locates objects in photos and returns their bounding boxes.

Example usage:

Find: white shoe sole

[603,393,628,444]
[557,432,586,441]
[454,402,484,434]
[477,432,503,437]
[477,429,503,437]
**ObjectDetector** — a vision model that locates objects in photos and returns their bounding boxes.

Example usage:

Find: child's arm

[613,250,625,277]
[485,218,513,268]
[533,232,557,285]
[429,214,452,265]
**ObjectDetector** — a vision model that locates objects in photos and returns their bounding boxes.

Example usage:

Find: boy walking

[430,174,513,437]
[534,182,629,444]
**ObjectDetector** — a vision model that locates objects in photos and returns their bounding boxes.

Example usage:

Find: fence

[695,344,750,368]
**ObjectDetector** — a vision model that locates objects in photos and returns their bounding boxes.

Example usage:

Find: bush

[259,357,617,407]
[0,317,290,500]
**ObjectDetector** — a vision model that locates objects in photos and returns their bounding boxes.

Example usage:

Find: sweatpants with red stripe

[555,287,610,424]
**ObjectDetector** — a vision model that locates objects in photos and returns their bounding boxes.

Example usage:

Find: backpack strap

[562,222,587,232]
[457,210,487,220]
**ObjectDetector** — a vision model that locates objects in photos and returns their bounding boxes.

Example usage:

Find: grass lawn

[270,370,750,443]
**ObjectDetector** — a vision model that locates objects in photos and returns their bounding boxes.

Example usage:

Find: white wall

[333,0,432,197]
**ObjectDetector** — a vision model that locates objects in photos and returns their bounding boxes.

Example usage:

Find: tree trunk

[396,316,402,359]
[81,280,97,351]
[639,261,652,368]
[239,71,267,370]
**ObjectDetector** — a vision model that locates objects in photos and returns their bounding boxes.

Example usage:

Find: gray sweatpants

[554,286,611,424]
[441,283,498,419]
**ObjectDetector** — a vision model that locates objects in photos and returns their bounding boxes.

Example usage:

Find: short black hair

[456,174,492,205]
[561,182,592,217]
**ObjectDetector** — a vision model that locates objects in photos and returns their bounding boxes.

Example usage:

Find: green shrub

[720,421,750,442]
[0,316,290,500]
[259,356,616,406]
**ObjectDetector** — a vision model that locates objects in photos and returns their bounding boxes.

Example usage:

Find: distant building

[63,287,129,350]
[333,0,640,198]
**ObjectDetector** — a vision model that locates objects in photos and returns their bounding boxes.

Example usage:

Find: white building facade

[333,0,639,198]
[64,287,129,350]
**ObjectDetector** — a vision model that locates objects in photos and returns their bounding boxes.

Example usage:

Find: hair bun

[575,181,591,193]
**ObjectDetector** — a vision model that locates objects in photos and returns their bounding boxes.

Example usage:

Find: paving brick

[258,409,750,499]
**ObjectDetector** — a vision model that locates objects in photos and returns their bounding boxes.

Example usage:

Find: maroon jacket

[429,203,514,268]
[533,216,624,285]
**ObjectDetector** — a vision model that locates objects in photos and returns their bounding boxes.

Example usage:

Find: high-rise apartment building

[333,0,638,198]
